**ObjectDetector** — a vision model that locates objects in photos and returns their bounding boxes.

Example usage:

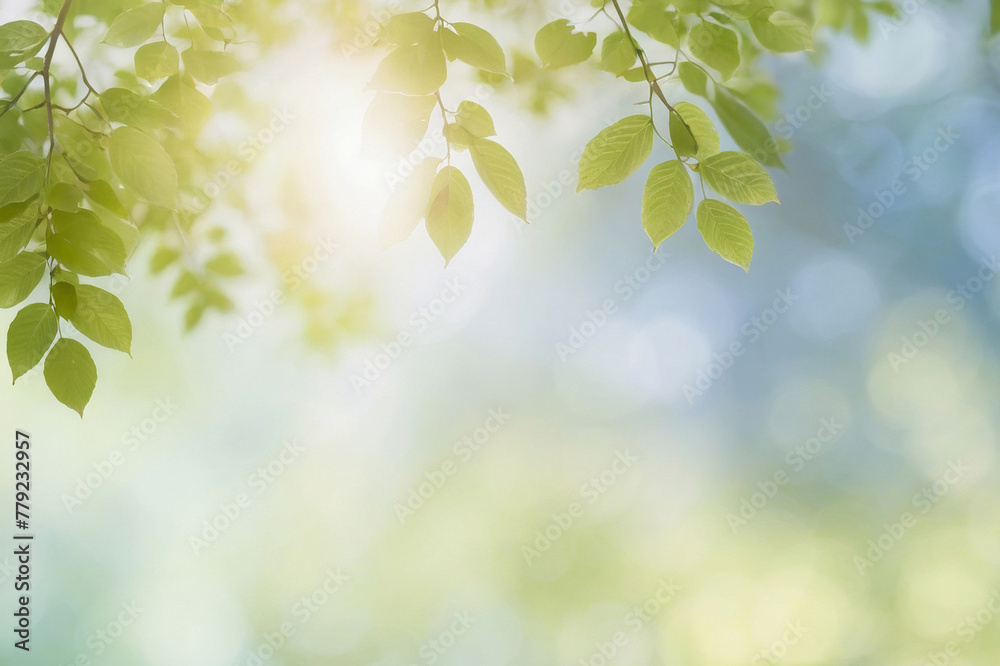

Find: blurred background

[3,0,1000,664]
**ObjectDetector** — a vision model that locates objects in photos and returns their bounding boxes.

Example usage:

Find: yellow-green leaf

[379,157,441,249]
[577,115,653,191]
[535,19,596,69]
[369,40,447,96]
[103,3,165,48]
[7,303,56,382]
[0,251,44,308]
[109,127,178,208]
[425,166,474,264]
[697,199,754,272]
[642,160,693,249]
[699,151,778,205]
[470,138,527,220]
[443,23,507,75]
[0,151,45,207]
[63,284,132,354]
[44,338,97,417]
[670,101,719,160]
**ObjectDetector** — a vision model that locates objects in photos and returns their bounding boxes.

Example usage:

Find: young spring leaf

[535,19,596,69]
[85,180,129,219]
[153,76,213,136]
[135,42,180,81]
[642,160,693,250]
[442,23,507,75]
[425,166,474,264]
[627,0,678,47]
[205,252,244,276]
[470,138,527,220]
[150,247,181,274]
[600,33,636,76]
[380,12,436,45]
[61,284,132,354]
[697,199,754,272]
[43,338,97,417]
[0,252,45,309]
[670,101,719,160]
[577,115,653,191]
[455,101,495,138]
[190,6,237,42]
[0,151,45,207]
[0,201,37,263]
[47,210,128,277]
[688,21,740,80]
[712,89,784,168]
[109,127,178,208]
[379,157,441,249]
[678,62,709,96]
[103,3,165,48]
[361,92,436,158]
[750,9,814,52]
[0,21,48,54]
[7,303,56,382]
[100,88,177,131]
[699,151,778,205]
[182,49,241,85]
[369,40,447,96]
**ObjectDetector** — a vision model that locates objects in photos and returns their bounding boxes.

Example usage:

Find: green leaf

[0,252,45,308]
[712,89,784,168]
[678,62,709,96]
[101,87,177,131]
[182,49,241,85]
[7,303,56,382]
[535,19,596,69]
[699,151,778,205]
[63,284,132,354]
[135,41,179,81]
[109,127,178,208]
[577,115,653,191]
[697,199,754,272]
[381,12,435,45]
[379,157,441,249]
[425,166,474,264]
[627,0,678,46]
[455,101,495,138]
[361,92,435,158]
[153,76,212,136]
[190,6,236,42]
[369,40,447,96]
[205,252,244,276]
[470,138,527,220]
[0,21,48,54]
[670,101,719,160]
[44,338,97,417]
[0,201,38,263]
[103,3,165,48]
[689,21,740,80]
[46,182,82,212]
[150,246,180,274]
[0,151,45,207]
[47,209,128,277]
[642,160,693,249]
[750,9,813,52]
[51,281,76,318]
[442,23,507,75]
[993,0,1000,34]
[171,270,198,298]
[600,32,636,76]
[85,180,129,219]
